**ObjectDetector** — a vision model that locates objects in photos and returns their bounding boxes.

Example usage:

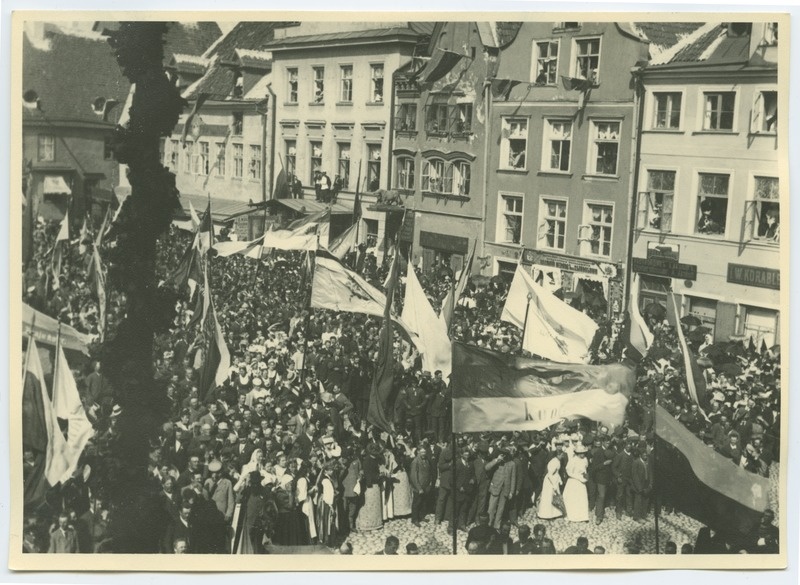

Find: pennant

[501,264,598,363]
[655,404,769,538]
[401,260,452,378]
[55,210,70,242]
[196,202,215,254]
[451,342,634,432]
[181,93,210,147]
[670,292,709,412]
[272,168,290,199]
[367,249,400,433]
[22,338,51,506]
[51,343,94,484]
[490,78,522,100]
[419,49,465,87]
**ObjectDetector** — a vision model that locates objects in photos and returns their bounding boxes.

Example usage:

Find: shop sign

[632,256,697,280]
[419,230,468,254]
[727,263,780,290]
[647,242,680,262]
[399,212,415,242]
[522,249,617,279]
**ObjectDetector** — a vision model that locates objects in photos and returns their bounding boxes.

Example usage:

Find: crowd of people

[21,212,780,556]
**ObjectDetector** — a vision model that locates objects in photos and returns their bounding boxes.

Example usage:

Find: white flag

[55,210,70,242]
[401,260,452,378]
[327,223,358,260]
[51,345,95,484]
[501,264,598,363]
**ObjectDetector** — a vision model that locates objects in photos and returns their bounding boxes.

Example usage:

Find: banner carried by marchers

[451,342,634,432]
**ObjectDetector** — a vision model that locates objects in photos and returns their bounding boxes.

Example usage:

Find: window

[426,103,449,134]
[498,194,523,244]
[454,103,473,134]
[232,71,243,98]
[582,203,614,257]
[396,157,415,191]
[340,65,353,102]
[169,139,179,170]
[367,145,382,191]
[574,37,601,82]
[215,142,226,176]
[232,112,243,136]
[653,92,682,129]
[538,198,567,251]
[337,143,350,189]
[542,119,572,172]
[105,135,115,161]
[639,275,671,314]
[310,141,323,183]
[285,140,296,177]
[249,145,262,180]
[453,161,471,196]
[312,67,325,103]
[199,141,210,175]
[703,92,735,130]
[287,68,298,103]
[696,173,729,235]
[590,121,620,176]
[560,22,581,30]
[184,141,194,173]
[371,64,384,102]
[533,40,559,85]
[232,143,244,178]
[500,117,528,170]
[38,134,55,162]
[364,219,379,249]
[423,159,450,193]
[751,90,778,133]
[395,103,417,132]
[637,170,675,232]
[741,306,777,348]
[753,176,779,242]
[687,297,717,338]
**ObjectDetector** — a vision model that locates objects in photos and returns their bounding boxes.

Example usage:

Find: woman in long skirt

[382,448,396,521]
[356,443,384,532]
[563,445,590,522]
[391,447,413,518]
[233,471,266,554]
[295,463,317,543]
[537,456,564,520]
[315,464,338,547]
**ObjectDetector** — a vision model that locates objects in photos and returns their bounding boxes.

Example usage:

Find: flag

[490,78,522,100]
[352,181,362,223]
[628,273,654,359]
[655,404,770,538]
[327,223,358,260]
[51,344,94,484]
[451,341,634,432]
[198,299,231,403]
[272,168,290,199]
[367,248,400,433]
[213,235,265,258]
[670,292,709,410]
[188,200,201,229]
[22,303,93,355]
[22,338,51,506]
[419,49,465,87]
[501,264,598,363]
[441,238,475,326]
[181,92,210,146]
[78,215,90,255]
[165,237,203,295]
[401,260,452,378]
[440,284,455,331]
[263,224,319,251]
[96,203,113,248]
[90,246,108,341]
[196,202,214,254]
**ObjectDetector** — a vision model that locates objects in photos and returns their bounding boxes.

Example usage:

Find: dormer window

[23,90,39,109]
[232,72,244,98]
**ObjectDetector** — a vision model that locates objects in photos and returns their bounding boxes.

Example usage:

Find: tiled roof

[204,21,287,60]
[236,48,273,69]
[93,21,222,62]
[262,27,422,49]
[22,30,131,126]
[648,22,754,68]
[408,22,436,37]
[633,22,705,54]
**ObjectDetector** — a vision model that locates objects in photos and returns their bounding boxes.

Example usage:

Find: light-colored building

[263,22,433,259]
[633,22,780,346]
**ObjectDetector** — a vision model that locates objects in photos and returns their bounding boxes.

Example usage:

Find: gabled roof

[203,21,288,60]
[632,22,705,57]
[93,21,222,63]
[647,22,756,69]
[23,29,131,126]
[262,26,422,50]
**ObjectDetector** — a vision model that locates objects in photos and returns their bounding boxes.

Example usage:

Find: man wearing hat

[204,460,235,524]
[588,435,614,525]
[409,444,434,526]
[486,448,516,530]
[468,440,491,525]
[612,439,634,520]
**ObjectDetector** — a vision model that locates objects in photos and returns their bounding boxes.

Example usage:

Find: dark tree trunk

[102,23,185,553]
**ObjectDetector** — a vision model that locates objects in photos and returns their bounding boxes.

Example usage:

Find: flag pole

[522,292,533,348]
[653,381,661,554]
[451,430,457,556]
[22,314,36,385]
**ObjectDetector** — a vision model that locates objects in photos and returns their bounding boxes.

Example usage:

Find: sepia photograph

[8,11,790,572]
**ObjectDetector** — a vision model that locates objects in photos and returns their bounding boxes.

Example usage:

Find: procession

[18,19,783,561]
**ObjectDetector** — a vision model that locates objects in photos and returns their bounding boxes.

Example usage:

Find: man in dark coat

[409,444,434,526]
[468,441,491,525]
[450,448,476,534]
[631,448,651,522]
[435,443,453,526]
[589,436,615,524]
[404,379,428,443]
[612,440,634,519]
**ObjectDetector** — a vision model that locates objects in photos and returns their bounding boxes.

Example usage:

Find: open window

[751,90,778,134]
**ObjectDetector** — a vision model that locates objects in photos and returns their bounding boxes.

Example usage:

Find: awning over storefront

[43,175,71,195]
[175,193,259,225]
[264,198,353,216]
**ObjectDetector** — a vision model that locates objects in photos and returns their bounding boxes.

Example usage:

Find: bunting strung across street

[451,341,634,433]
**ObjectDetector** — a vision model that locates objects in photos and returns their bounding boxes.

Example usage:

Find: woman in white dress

[537,456,563,520]
[295,462,317,543]
[381,448,396,521]
[563,444,590,522]
[390,444,413,518]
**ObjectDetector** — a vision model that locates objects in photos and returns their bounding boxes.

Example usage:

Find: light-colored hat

[574,443,589,454]
[111,405,123,418]
[208,460,222,473]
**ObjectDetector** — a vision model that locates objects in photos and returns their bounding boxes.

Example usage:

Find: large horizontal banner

[23,304,93,355]
[451,342,634,432]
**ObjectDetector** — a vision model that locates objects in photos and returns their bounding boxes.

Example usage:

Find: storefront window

[741,306,778,348]
[688,296,717,338]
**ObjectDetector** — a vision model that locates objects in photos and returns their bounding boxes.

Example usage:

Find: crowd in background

[21,217,780,555]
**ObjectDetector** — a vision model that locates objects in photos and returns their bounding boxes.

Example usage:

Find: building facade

[633,22,780,346]
[483,22,650,318]
[264,23,432,259]
[391,22,501,276]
